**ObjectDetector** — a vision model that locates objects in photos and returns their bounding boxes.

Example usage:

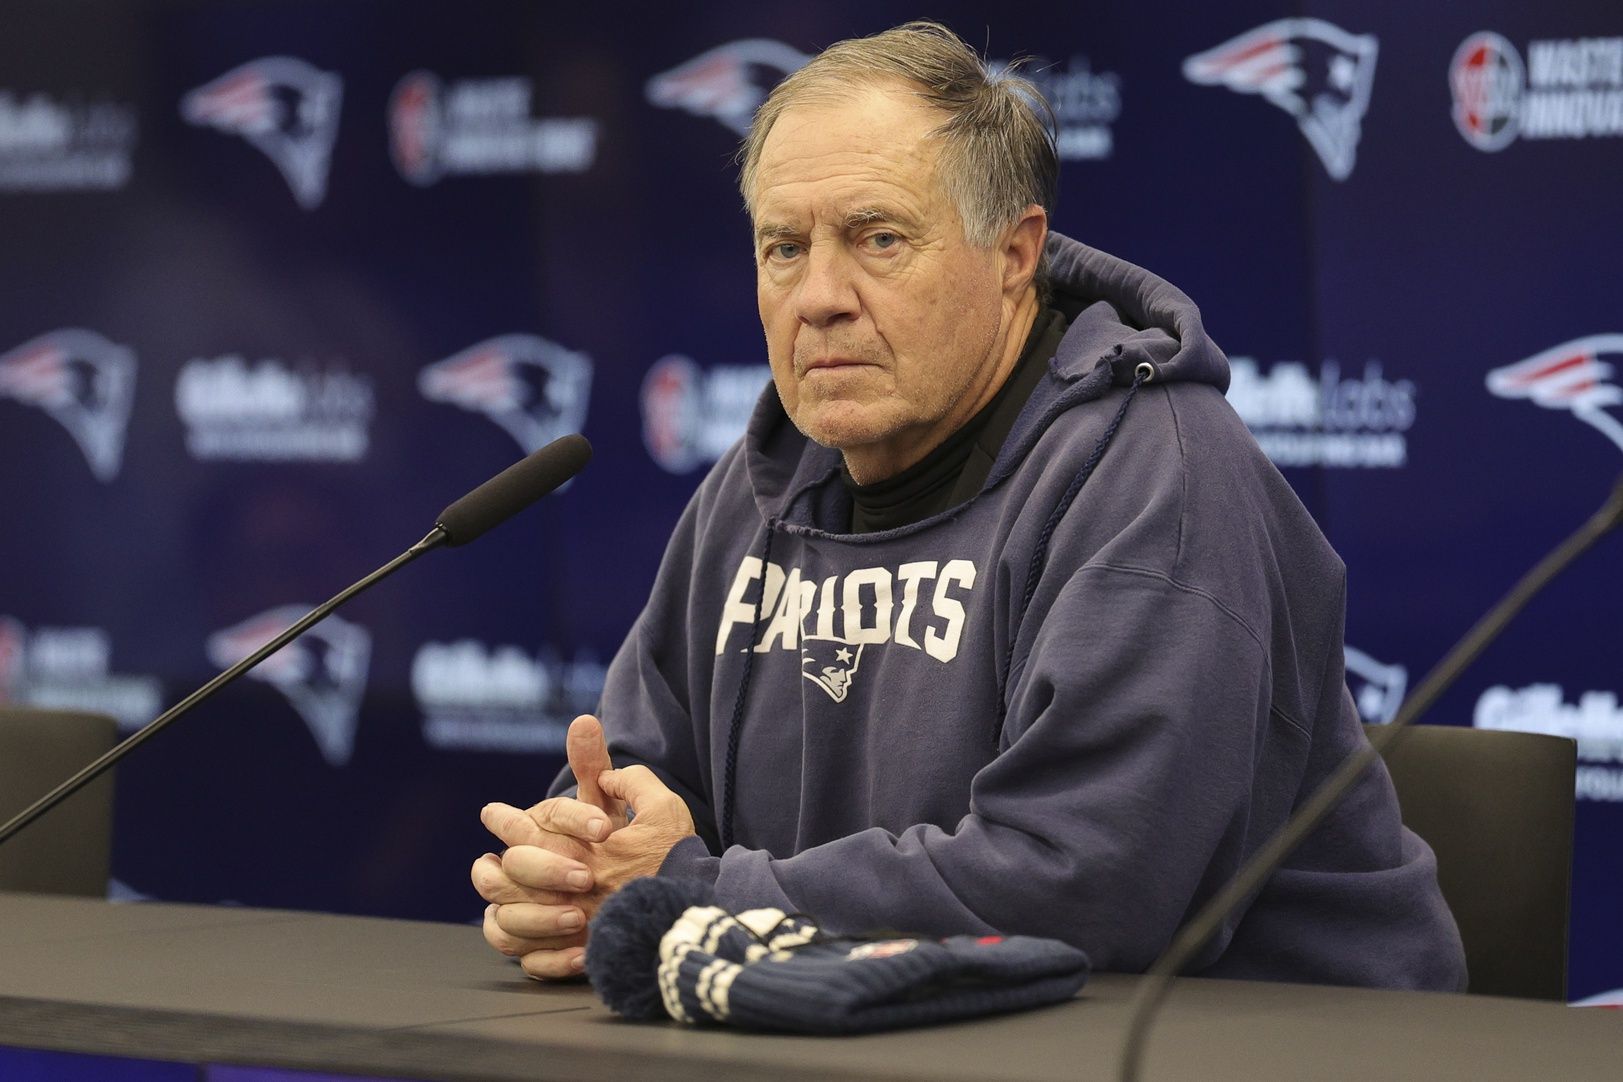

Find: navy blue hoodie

[563,233,1466,989]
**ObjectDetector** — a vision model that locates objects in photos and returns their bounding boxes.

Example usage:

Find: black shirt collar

[843,306,1068,533]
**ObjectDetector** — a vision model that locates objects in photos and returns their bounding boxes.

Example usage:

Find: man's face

[750,84,1015,482]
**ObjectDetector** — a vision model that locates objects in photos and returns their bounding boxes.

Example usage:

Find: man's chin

[792,409,893,456]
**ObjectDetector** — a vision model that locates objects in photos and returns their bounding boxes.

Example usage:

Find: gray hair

[739,21,1057,264]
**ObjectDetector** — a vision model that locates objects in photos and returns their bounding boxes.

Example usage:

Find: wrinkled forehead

[751,84,953,225]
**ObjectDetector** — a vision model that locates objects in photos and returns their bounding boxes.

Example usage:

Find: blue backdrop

[2,0,1619,1002]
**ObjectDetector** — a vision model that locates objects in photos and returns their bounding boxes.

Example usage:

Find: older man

[471,22,1465,990]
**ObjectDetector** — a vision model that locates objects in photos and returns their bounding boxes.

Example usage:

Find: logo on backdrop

[640,354,769,473]
[0,89,136,191]
[0,328,135,482]
[1476,684,1623,803]
[1344,646,1407,725]
[418,334,592,455]
[1449,32,1525,151]
[1450,32,1623,150]
[388,71,598,185]
[1005,55,1123,161]
[646,40,809,135]
[1486,335,1623,455]
[1225,357,1416,468]
[174,355,373,462]
[1183,19,1378,181]
[181,57,343,209]
[411,640,606,753]
[0,616,161,729]
[206,606,370,767]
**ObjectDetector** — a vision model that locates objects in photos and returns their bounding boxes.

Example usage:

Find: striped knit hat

[586,877,1090,1034]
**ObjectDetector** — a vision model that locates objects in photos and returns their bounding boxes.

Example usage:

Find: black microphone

[0,433,593,849]
[1118,472,1623,1082]
[436,433,591,546]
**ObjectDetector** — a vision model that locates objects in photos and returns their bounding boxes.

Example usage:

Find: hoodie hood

[1041,232,1229,391]
[742,232,1230,527]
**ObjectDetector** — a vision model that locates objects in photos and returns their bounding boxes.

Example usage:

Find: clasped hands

[470,714,695,979]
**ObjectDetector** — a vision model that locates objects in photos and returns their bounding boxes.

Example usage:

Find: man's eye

[867,231,899,251]
[769,242,802,260]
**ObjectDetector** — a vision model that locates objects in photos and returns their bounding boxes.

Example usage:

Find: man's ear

[1000,205,1048,298]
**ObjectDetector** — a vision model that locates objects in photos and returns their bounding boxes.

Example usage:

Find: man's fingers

[471,853,534,904]
[492,901,586,939]
[501,844,594,893]
[567,714,616,815]
[526,793,612,844]
[483,798,599,854]
[483,904,544,956]
[518,945,588,980]
[482,905,585,977]
[481,802,547,847]
[470,853,572,905]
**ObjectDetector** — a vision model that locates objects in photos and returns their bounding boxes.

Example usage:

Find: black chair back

[0,707,117,896]
[1368,723,1576,1001]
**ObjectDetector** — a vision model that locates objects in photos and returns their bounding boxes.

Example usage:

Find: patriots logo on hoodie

[418,334,592,456]
[0,329,136,482]
[646,40,809,136]
[181,57,343,209]
[1486,335,1623,455]
[801,636,864,704]
[1183,19,1378,181]
[207,606,370,767]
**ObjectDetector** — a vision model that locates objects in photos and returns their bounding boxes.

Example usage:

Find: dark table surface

[0,892,1617,1081]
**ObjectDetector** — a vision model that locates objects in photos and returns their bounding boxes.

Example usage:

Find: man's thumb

[567,714,614,811]
[598,765,688,828]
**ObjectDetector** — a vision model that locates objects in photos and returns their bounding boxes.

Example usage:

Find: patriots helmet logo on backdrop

[0,329,136,482]
[801,636,864,704]
[207,606,371,768]
[181,56,344,209]
[418,334,592,456]
[646,39,810,135]
[1183,19,1378,181]
[1344,646,1408,726]
[1486,335,1623,455]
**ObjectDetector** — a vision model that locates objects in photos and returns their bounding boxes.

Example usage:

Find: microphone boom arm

[0,527,447,849]
[0,432,590,851]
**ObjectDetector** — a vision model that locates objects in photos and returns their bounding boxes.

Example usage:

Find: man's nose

[794,245,860,328]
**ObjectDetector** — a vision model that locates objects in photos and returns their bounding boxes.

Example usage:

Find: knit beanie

[586,877,1090,1034]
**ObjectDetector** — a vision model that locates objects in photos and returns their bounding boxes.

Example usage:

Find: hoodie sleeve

[659,562,1282,973]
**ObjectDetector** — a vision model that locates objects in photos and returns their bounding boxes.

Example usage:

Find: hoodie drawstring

[718,517,777,852]
[995,364,1151,748]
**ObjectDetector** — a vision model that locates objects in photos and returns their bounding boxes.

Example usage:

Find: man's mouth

[802,356,871,374]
